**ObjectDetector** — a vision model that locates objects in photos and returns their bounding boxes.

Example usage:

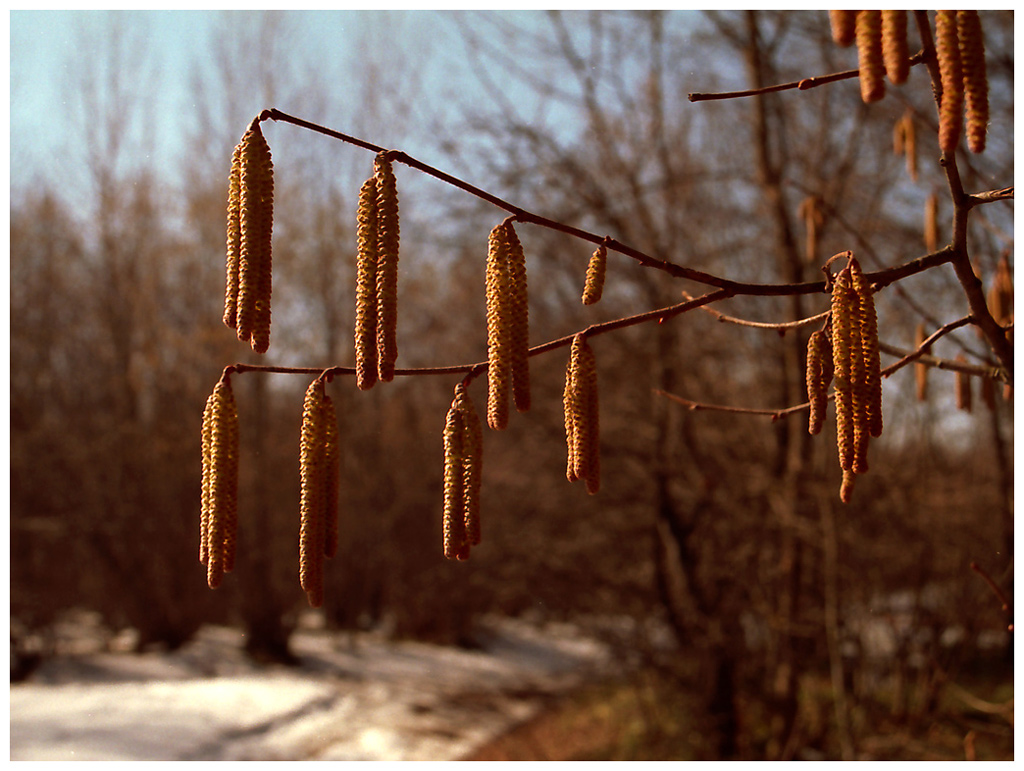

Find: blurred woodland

[10,10,1013,760]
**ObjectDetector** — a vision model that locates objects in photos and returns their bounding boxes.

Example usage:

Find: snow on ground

[10,617,614,761]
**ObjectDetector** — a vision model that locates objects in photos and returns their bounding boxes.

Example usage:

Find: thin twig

[227,289,733,383]
[687,52,924,102]
[262,108,956,299]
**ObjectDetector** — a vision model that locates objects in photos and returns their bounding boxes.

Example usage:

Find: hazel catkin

[936,10,964,155]
[201,376,240,589]
[830,10,857,47]
[582,244,608,305]
[355,176,380,391]
[806,327,834,436]
[914,323,929,402]
[881,10,909,85]
[485,223,512,431]
[957,10,989,154]
[829,255,882,501]
[224,142,242,330]
[442,384,483,561]
[856,11,886,103]
[299,380,327,608]
[235,120,275,354]
[375,153,400,382]
[322,394,340,560]
[954,355,973,413]
[504,222,532,414]
[564,334,600,494]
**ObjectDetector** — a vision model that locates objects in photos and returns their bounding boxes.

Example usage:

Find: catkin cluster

[935,11,989,154]
[582,244,608,305]
[829,255,883,504]
[832,11,923,103]
[442,384,484,561]
[354,153,401,389]
[893,110,918,181]
[485,219,531,430]
[954,355,972,413]
[225,119,274,353]
[924,193,939,252]
[564,334,600,495]
[298,379,341,608]
[201,376,240,589]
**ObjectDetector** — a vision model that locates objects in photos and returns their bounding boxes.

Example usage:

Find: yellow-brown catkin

[850,259,883,439]
[486,223,512,431]
[442,395,467,560]
[914,323,929,402]
[893,111,918,181]
[798,197,824,264]
[236,120,274,354]
[564,335,600,494]
[458,386,484,550]
[840,469,857,505]
[375,153,400,382]
[201,377,240,589]
[830,10,857,47]
[988,252,1014,327]
[958,10,989,154]
[322,394,340,560]
[299,380,327,608]
[830,265,858,485]
[936,10,964,155]
[924,193,939,252]
[355,176,379,391]
[881,10,909,85]
[856,11,886,103]
[504,222,532,414]
[806,327,834,436]
[955,356,972,413]
[224,142,242,330]
[582,244,607,305]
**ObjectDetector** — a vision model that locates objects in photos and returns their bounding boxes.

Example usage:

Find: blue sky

[9,10,476,196]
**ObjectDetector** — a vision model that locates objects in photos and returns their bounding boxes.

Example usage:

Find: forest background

[9,9,1014,760]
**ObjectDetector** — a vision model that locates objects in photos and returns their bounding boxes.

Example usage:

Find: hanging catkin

[830,255,882,502]
[442,384,483,561]
[957,10,988,154]
[355,176,380,391]
[856,11,886,103]
[299,379,327,608]
[830,10,857,47]
[988,252,1014,327]
[935,10,964,155]
[914,323,929,402]
[850,260,883,439]
[798,197,824,264]
[485,223,512,430]
[564,334,600,495]
[504,222,532,414]
[893,111,918,181]
[375,153,400,382]
[234,119,275,354]
[881,10,909,85]
[955,355,973,412]
[224,142,242,330]
[201,376,240,589]
[322,394,340,560]
[806,326,834,436]
[582,244,607,305]
[924,193,939,252]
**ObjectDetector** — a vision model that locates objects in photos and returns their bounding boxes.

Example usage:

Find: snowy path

[10,620,612,761]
